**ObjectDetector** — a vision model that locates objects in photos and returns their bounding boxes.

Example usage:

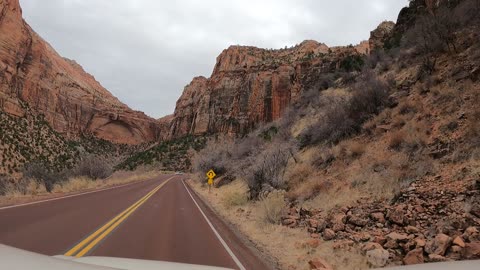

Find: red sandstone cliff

[168,40,368,138]
[0,0,160,144]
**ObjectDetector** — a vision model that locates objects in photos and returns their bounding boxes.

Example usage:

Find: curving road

[0,175,271,270]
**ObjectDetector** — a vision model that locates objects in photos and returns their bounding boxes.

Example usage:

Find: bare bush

[348,72,390,124]
[23,162,57,192]
[299,74,390,147]
[0,175,11,196]
[193,139,232,176]
[247,142,295,199]
[74,155,112,180]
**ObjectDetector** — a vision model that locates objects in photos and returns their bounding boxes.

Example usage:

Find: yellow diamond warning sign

[206,169,216,179]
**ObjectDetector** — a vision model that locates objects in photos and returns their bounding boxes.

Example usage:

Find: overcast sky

[20,0,408,118]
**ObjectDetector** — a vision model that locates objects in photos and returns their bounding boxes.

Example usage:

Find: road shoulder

[185,179,279,270]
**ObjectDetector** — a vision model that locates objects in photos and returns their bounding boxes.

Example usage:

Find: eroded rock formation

[169,40,368,138]
[0,0,160,144]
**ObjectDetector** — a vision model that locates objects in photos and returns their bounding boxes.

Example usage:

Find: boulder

[387,205,406,225]
[323,229,336,241]
[403,248,424,265]
[463,241,480,259]
[386,232,409,242]
[425,234,452,256]
[366,248,390,267]
[452,236,465,248]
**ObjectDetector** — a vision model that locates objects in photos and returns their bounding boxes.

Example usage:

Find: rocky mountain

[0,0,160,145]
[168,40,368,138]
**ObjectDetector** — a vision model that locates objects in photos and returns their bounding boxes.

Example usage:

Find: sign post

[206,169,216,192]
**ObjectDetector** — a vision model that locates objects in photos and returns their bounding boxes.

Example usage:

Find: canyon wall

[169,40,368,138]
[0,0,160,144]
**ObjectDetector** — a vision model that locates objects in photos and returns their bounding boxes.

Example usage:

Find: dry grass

[388,130,406,149]
[259,191,287,224]
[0,170,164,206]
[221,185,248,209]
[189,179,368,270]
[53,176,96,193]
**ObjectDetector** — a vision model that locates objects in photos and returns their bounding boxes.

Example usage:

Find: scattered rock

[452,236,465,248]
[282,219,297,226]
[362,242,383,253]
[448,245,463,260]
[425,234,452,256]
[330,213,347,232]
[306,239,320,249]
[348,215,368,227]
[463,241,480,259]
[428,254,449,262]
[388,205,406,225]
[366,248,390,267]
[403,248,424,265]
[415,238,426,248]
[371,212,386,223]
[405,226,420,234]
[386,232,409,242]
[308,258,333,270]
[332,240,355,250]
[308,219,319,228]
[323,229,336,241]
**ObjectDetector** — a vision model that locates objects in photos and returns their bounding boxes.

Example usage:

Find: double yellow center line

[64,177,173,258]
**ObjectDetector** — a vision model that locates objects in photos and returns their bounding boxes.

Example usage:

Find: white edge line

[0,177,161,211]
[182,179,246,270]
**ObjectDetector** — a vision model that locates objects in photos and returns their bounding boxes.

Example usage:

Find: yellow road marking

[64,177,173,257]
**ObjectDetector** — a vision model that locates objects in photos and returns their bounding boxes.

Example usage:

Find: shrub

[0,175,11,196]
[193,139,232,176]
[246,142,295,199]
[259,191,287,224]
[299,74,390,148]
[299,100,356,147]
[340,54,365,72]
[344,141,366,159]
[348,73,390,124]
[23,162,57,192]
[388,130,406,150]
[74,155,112,180]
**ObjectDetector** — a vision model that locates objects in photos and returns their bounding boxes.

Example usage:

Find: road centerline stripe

[64,176,174,257]
[182,180,246,270]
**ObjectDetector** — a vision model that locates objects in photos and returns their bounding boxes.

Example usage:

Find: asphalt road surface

[0,175,271,270]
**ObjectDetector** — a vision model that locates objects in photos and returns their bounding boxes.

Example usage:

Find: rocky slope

[168,40,367,138]
[0,0,160,145]
[189,0,480,269]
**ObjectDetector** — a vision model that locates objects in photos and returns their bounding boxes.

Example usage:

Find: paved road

[0,175,271,270]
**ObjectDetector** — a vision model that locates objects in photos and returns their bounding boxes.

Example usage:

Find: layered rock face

[369,21,395,51]
[169,40,367,138]
[0,0,160,144]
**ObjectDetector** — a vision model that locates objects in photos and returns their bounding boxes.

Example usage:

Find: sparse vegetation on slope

[190,0,480,268]
[117,135,206,172]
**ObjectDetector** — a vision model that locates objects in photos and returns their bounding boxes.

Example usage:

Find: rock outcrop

[369,21,395,51]
[0,0,160,144]
[169,40,367,138]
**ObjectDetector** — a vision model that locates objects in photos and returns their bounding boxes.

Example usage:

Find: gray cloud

[19,0,408,118]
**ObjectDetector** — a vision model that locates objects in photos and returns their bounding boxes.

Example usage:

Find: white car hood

[1,244,233,270]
